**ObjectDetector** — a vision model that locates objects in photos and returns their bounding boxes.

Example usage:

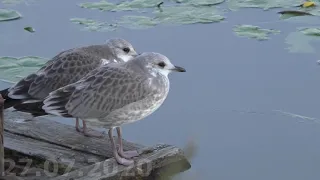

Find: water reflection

[1,1,320,180]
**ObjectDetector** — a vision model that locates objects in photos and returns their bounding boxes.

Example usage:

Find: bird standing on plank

[15,52,186,166]
[1,38,138,137]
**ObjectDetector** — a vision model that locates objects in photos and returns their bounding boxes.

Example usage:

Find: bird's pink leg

[116,127,139,159]
[75,118,81,132]
[108,128,134,166]
[75,118,104,138]
[82,121,104,138]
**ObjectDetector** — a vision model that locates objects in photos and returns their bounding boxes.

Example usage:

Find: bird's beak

[172,65,186,72]
[133,53,139,57]
[133,50,141,57]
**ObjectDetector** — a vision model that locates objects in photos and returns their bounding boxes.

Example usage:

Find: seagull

[16,52,186,166]
[1,38,138,137]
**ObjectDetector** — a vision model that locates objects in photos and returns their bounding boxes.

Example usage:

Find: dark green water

[1,1,320,180]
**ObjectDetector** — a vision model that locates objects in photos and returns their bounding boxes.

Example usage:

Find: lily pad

[0,56,48,82]
[233,24,280,40]
[2,0,24,4]
[154,5,225,25]
[24,26,35,32]
[285,27,320,53]
[300,27,320,36]
[79,0,161,12]
[303,7,320,16]
[79,1,116,11]
[227,0,303,10]
[2,0,40,5]
[80,0,226,12]
[75,2,225,30]
[280,14,320,24]
[0,9,21,21]
[278,10,313,19]
[118,15,158,29]
[114,0,162,11]
[70,18,117,32]
[172,0,225,6]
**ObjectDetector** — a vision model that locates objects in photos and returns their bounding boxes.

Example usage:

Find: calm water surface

[1,1,320,180]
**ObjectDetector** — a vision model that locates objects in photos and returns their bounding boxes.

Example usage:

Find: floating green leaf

[300,27,320,36]
[2,0,24,4]
[278,10,313,19]
[74,3,225,30]
[227,0,302,10]
[0,56,48,82]
[118,15,158,29]
[79,0,161,12]
[285,27,320,53]
[154,5,225,25]
[24,26,35,32]
[70,18,117,32]
[304,7,320,16]
[233,24,280,40]
[176,0,225,6]
[70,18,96,25]
[79,1,116,11]
[2,0,39,5]
[114,0,162,11]
[0,9,21,21]
[80,0,226,12]
[280,15,320,25]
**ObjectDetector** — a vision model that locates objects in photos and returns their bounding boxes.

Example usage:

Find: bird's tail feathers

[0,88,25,109]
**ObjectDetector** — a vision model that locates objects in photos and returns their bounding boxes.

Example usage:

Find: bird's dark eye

[158,62,166,67]
[123,47,130,53]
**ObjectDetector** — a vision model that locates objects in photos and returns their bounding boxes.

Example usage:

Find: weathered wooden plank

[0,175,22,180]
[4,110,144,158]
[51,144,191,180]
[3,165,51,180]
[4,131,104,173]
[3,111,191,180]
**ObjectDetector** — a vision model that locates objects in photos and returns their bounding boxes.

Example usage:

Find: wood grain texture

[4,132,104,171]
[3,110,144,158]
[3,110,191,180]
[51,144,190,180]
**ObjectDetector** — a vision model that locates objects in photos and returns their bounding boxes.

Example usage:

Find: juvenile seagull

[22,52,186,166]
[1,38,138,137]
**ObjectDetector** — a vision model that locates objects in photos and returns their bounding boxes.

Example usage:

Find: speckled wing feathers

[8,47,108,100]
[43,65,152,119]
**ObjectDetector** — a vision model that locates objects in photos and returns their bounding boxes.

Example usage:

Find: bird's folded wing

[43,65,153,119]
[9,50,105,100]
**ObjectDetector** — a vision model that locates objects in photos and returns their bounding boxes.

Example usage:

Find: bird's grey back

[9,44,117,100]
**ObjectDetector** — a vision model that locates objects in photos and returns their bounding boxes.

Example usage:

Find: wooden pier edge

[51,144,190,180]
[2,110,191,179]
